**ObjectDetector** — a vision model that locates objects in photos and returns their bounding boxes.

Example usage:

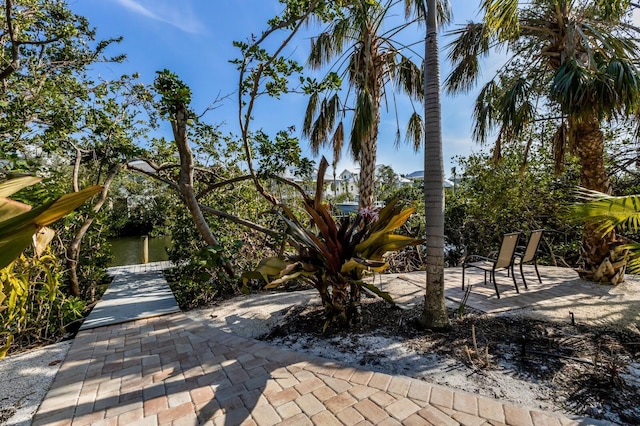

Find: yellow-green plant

[0,251,85,358]
[243,159,422,330]
[0,176,100,357]
[0,176,101,269]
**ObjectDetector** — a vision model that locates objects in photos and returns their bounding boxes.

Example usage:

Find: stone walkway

[33,263,605,426]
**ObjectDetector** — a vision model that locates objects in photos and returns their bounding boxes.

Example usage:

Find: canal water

[108,236,172,266]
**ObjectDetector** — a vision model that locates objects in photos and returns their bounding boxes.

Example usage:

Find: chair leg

[512,264,520,293]
[462,265,465,290]
[534,261,542,283]
[519,262,528,290]
[491,269,500,299]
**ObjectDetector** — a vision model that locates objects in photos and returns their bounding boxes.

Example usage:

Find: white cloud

[114,0,206,35]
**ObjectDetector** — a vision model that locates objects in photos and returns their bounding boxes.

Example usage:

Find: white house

[406,170,455,188]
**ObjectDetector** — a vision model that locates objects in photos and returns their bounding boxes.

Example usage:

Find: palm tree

[303,0,424,209]
[446,0,640,282]
[403,0,451,329]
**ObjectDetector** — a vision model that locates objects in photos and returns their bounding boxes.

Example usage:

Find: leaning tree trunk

[418,0,450,330]
[172,104,235,279]
[66,164,120,298]
[575,115,623,283]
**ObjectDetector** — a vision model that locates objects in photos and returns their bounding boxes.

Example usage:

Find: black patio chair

[514,229,544,289]
[462,232,521,299]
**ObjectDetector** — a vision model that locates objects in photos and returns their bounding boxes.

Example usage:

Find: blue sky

[67,0,503,176]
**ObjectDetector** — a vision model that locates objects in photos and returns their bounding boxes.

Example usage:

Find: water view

[108,236,172,266]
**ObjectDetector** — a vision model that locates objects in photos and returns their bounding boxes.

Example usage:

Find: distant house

[398,176,412,186]
[276,166,335,197]
[336,168,360,195]
[406,170,455,188]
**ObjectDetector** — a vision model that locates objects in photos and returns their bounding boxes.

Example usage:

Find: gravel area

[0,341,70,426]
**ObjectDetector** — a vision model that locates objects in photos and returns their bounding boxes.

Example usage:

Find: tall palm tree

[403,0,451,329]
[304,0,424,209]
[446,0,640,282]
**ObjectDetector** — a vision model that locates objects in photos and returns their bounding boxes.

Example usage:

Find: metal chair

[462,232,521,299]
[514,229,544,289]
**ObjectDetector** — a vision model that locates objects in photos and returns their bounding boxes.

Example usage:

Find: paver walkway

[33,264,604,426]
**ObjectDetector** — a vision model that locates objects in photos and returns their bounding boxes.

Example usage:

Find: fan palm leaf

[572,189,640,236]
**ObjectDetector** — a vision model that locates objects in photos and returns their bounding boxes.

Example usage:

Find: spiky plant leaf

[0,176,42,197]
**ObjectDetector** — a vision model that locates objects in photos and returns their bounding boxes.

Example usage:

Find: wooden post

[141,235,149,264]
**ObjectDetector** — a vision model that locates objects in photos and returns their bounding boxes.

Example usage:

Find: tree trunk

[329,276,350,326]
[574,115,620,282]
[358,102,380,209]
[66,165,120,298]
[172,104,235,279]
[418,0,450,330]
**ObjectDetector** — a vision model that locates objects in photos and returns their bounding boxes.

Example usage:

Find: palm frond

[552,122,568,175]
[331,121,344,164]
[482,0,519,40]
[350,89,375,159]
[621,242,640,274]
[472,80,499,144]
[393,56,423,99]
[497,77,534,140]
[553,58,595,112]
[598,58,640,116]
[572,189,640,236]
[404,0,452,25]
[308,94,341,152]
[444,22,491,94]
[308,31,334,69]
[302,91,319,139]
[405,111,423,151]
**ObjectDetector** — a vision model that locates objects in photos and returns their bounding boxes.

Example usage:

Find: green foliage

[164,183,281,309]
[255,128,304,176]
[154,69,192,115]
[375,165,399,201]
[0,251,85,358]
[166,245,237,310]
[231,41,304,100]
[0,0,126,166]
[445,143,581,266]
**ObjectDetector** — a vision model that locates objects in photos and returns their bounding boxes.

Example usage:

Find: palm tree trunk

[575,115,619,282]
[418,0,450,330]
[358,107,380,209]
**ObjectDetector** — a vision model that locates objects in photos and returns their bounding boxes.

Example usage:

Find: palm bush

[571,190,640,282]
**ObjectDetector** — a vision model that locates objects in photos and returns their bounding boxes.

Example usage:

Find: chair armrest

[463,255,496,265]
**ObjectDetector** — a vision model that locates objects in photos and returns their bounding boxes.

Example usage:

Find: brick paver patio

[32,263,607,425]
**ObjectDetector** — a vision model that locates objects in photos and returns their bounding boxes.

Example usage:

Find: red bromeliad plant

[243,158,421,330]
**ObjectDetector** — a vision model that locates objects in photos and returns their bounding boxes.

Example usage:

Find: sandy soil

[0,341,70,425]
